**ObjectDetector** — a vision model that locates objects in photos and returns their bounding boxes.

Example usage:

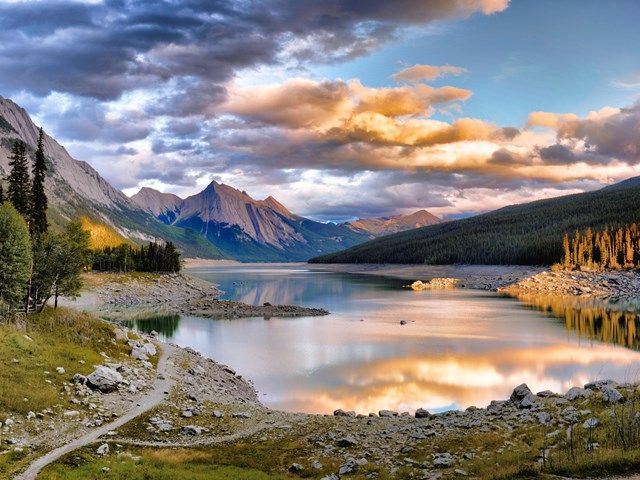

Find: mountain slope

[0,96,223,258]
[344,210,440,237]
[310,178,640,265]
[132,183,371,262]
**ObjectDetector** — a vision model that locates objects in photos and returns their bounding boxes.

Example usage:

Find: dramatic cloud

[5,0,640,221]
[528,105,640,164]
[0,0,509,100]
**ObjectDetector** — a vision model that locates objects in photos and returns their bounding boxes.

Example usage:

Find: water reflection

[127,313,181,338]
[126,266,640,414]
[511,293,640,351]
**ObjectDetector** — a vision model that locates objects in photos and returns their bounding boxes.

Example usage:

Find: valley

[4,265,640,480]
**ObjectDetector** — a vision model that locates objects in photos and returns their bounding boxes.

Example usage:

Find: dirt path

[13,343,177,480]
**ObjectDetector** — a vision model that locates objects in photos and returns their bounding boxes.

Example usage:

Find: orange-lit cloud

[393,64,467,82]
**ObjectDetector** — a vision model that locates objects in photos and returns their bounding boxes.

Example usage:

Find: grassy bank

[0,308,126,415]
[0,308,128,477]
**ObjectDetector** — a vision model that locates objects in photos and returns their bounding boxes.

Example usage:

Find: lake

[126,264,640,414]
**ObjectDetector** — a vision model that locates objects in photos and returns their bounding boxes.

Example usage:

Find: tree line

[92,242,181,273]
[310,178,640,266]
[0,132,91,312]
[561,224,640,270]
[0,132,181,314]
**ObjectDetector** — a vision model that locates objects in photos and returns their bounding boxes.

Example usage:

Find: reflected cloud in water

[128,266,640,414]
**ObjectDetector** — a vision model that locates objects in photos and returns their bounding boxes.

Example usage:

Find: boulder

[510,383,532,403]
[96,443,109,455]
[415,408,431,419]
[232,412,251,419]
[583,418,599,429]
[519,393,542,409]
[288,463,304,473]
[602,386,625,404]
[131,346,149,361]
[585,379,617,391]
[86,366,123,393]
[536,412,551,424]
[379,409,398,417]
[333,409,355,417]
[143,342,157,356]
[433,452,454,467]
[337,435,358,447]
[565,387,593,401]
[181,425,203,435]
[338,458,357,475]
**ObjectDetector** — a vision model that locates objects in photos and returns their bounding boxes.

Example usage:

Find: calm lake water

[127,264,640,414]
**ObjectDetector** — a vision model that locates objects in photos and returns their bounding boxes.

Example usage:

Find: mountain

[132,183,370,262]
[0,95,223,258]
[310,177,640,265]
[344,210,440,237]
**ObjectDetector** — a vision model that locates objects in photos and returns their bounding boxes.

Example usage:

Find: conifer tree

[31,128,48,235]
[7,140,31,219]
[0,181,4,203]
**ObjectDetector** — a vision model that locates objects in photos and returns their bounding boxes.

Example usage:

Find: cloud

[220,78,480,147]
[393,64,467,82]
[528,105,640,164]
[0,0,509,100]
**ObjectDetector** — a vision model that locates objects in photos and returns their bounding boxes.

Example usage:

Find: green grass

[0,308,127,415]
[39,447,291,480]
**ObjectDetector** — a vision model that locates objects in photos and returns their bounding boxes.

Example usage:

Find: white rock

[96,443,109,455]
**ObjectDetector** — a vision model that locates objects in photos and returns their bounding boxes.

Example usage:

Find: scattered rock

[337,435,358,447]
[602,386,625,404]
[288,463,304,473]
[181,425,204,435]
[415,408,431,419]
[333,409,355,417]
[510,383,532,403]
[96,443,109,456]
[565,387,593,401]
[86,366,123,393]
[339,458,357,475]
[433,452,454,468]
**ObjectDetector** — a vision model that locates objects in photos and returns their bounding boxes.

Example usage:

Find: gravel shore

[86,272,328,319]
[500,269,640,298]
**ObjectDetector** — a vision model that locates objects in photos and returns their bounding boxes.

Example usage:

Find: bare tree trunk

[25,259,33,314]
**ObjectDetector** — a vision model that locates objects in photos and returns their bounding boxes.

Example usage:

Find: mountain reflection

[511,293,640,351]
[124,266,640,415]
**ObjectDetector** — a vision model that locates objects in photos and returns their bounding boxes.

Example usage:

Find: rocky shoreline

[500,269,640,299]
[90,272,328,319]
[8,316,640,479]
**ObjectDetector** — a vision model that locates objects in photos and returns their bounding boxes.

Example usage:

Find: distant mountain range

[131,183,438,261]
[0,96,224,258]
[0,95,440,262]
[310,176,640,265]
[343,210,440,237]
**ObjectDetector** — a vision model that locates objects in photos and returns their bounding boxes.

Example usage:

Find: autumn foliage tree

[560,224,640,270]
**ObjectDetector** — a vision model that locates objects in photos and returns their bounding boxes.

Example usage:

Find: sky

[1,0,640,222]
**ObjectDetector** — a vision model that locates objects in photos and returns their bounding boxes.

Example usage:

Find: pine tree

[31,128,48,235]
[7,140,31,220]
[562,233,571,268]
[0,181,4,203]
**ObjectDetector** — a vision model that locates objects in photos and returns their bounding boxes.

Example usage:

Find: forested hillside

[309,176,640,266]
